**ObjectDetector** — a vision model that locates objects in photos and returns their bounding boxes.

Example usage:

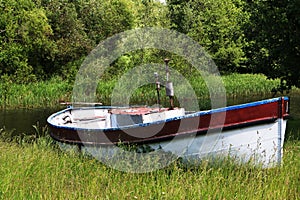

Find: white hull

[59,119,287,168]
[149,119,287,167]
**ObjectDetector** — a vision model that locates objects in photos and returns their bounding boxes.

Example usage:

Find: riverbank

[0,73,283,109]
[0,77,71,109]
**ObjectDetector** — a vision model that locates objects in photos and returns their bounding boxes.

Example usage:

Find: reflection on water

[0,93,299,138]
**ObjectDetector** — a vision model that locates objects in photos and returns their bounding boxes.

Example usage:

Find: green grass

[0,73,281,109]
[96,73,281,109]
[0,132,299,199]
[0,77,71,109]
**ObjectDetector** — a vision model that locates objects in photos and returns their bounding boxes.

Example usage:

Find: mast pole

[164,58,174,110]
[154,72,161,111]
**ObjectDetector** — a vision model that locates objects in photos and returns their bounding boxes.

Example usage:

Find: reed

[222,73,281,97]
[95,73,281,110]
[0,73,283,109]
[0,77,71,109]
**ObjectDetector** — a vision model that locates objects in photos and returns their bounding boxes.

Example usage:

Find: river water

[0,107,61,135]
[0,93,299,138]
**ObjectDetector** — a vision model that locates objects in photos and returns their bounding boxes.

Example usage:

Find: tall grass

[0,129,299,199]
[0,77,71,109]
[223,73,281,97]
[0,73,283,109]
[96,73,281,109]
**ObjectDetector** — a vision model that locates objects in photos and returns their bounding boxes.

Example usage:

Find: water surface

[0,107,61,135]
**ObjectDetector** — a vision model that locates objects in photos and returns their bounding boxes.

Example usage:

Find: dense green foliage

[168,0,248,72]
[244,0,300,89]
[0,0,299,89]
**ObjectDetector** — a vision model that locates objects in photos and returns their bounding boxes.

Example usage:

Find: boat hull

[48,97,289,167]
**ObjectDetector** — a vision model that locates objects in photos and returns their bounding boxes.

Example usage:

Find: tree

[40,0,93,77]
[167,0,249,72]
[244,0,300,89]
[97,0,171,80]
[135,0,170,28]
[284,0,300,88]
[77,0,135,45]
[0,0,54,82]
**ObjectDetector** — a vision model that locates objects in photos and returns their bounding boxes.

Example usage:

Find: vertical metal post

[154,72,161,110]
[164,58,174,110]
[165,58,170,82]
[277,97,284,165]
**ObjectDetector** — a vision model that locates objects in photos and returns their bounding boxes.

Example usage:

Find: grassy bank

[0,77,71,109]
[0,132,299,199]
[0,73,282,109]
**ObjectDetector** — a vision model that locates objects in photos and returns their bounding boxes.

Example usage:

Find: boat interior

[50,107,186,129]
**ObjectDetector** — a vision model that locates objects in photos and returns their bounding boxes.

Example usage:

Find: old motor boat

[47,95,289,168]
